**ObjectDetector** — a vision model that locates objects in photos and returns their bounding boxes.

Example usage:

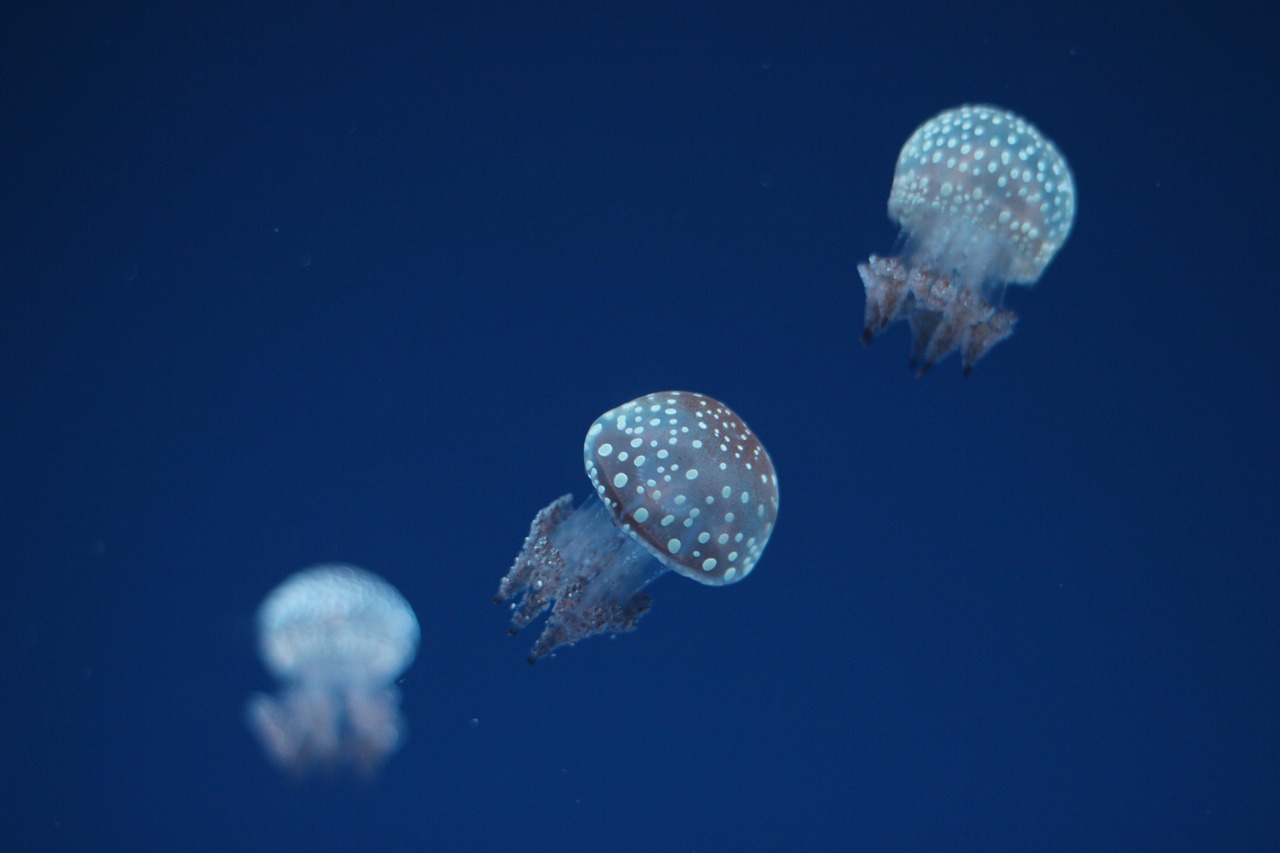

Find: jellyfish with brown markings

[496,391,779,662]
[246,564,419,776]
[859,105,1076,376]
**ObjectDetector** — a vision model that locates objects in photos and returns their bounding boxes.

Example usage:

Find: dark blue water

[5,3,1276,850]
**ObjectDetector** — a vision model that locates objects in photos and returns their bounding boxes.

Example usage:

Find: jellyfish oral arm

[496,495,660,663]
[858,254,910,344]
[246,683,406,776]
[858,255,1015,376]
[246,686,344,773]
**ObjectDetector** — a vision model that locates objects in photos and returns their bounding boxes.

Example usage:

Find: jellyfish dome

[859,104,1076,375]
[246,564,419,776]
[496,391,779,662]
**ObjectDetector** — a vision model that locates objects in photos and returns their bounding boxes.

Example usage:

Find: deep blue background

[4,2,1277,851]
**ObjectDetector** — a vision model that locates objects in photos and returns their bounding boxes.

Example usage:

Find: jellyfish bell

[496,391,779,662]
[246,564,419,777]
[859,104,1076,376]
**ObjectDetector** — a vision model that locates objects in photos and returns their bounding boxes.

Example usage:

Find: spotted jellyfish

[496,391,779,662]
[858,104,1076,376]
[246,564,420,776]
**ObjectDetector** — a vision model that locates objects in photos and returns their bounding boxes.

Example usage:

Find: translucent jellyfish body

[496,391,779,662]
[246,564,419,775]
[859,104,1076,375]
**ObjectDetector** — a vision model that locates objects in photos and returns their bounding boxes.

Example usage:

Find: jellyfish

[858,104,1076,376]
[246,564,420,776]
[496,391,779,662]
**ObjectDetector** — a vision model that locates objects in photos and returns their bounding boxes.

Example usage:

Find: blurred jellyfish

[496,391,779,662]
[859,105,1076,376]
[246,564,419,776]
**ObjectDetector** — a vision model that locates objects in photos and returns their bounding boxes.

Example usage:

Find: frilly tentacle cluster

[859,255,1015,377]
